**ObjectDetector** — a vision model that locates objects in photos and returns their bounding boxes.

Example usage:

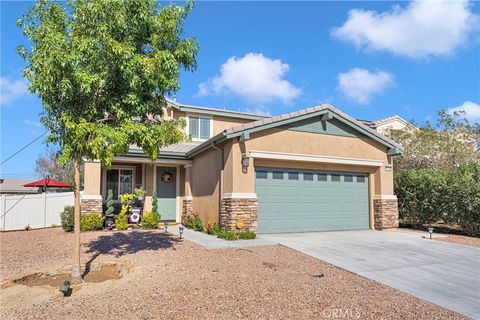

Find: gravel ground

[388,228,480,248]
[0,228,468,320]
[436,233,480,248]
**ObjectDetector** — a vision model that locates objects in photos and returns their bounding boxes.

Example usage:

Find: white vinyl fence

[0,192,74,231]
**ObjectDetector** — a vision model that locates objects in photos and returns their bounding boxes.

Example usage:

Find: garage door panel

[256,167,369,233]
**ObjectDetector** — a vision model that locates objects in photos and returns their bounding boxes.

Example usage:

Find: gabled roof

[165,98,266,121]
[187,104,403,157]
[372,115,415,129]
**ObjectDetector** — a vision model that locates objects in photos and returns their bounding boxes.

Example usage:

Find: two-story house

[82,100,403,233]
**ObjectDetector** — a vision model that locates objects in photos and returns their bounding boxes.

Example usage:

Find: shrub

[204,219,221,235]
[140,211,161,229]
[190,216,203,232]
[185,213,203,231]
[115,212,129,230]
[151,191,158,214]
[105,189,115,218]
[119,193,136,215]
[395,162,480,236]
[80,213,105,231]
[60,205,75,232]
[238,230,256,240]
[217,230,239,241]
[394,168,447,227]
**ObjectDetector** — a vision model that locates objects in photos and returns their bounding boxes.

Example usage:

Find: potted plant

[134,187,146,202]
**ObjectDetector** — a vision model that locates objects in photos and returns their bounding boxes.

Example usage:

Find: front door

[156,166,177,221]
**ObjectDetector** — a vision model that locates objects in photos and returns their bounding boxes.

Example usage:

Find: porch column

[182,164,193,224]
[81,160,103,215]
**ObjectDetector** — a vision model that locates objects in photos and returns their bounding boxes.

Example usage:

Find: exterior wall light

[179,226,184,239]
[241,154,250,168]
[428,227,434,239]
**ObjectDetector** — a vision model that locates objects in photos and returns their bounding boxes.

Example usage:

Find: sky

[1,0,479,179]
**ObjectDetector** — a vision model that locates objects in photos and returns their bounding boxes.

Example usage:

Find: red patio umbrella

[23,177,72,228]
[23,177,71,188]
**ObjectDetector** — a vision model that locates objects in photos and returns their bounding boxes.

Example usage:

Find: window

[303,173,313,181]
[331,174,340,182]
[357,176,366,183]
[288,172,299,180]
[318,173,327,181]
[256,170,268,179]
[344,175,353,182]
[188,116,211,140]
[105,168,134,200]
[273,171,284,180]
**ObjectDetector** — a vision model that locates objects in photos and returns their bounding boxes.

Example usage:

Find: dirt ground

[388,227,480,248]
[0,228,468,320]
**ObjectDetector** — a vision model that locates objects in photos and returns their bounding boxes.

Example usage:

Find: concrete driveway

[260,230,480,319]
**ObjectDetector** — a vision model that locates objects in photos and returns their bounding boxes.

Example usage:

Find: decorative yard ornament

[161,171,174,183]
[236,219,245,230]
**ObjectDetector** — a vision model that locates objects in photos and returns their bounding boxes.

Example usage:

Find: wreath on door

[160,171,173,183]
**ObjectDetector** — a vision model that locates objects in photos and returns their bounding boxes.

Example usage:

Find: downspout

[210,142,224,222]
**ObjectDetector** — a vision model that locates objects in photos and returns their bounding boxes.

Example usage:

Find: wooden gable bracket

[321,112,333,121]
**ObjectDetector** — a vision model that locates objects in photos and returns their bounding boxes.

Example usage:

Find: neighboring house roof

[188,104,404,157]
[166,98,267,121]
[0,178,41,194]
[370,115,415,129]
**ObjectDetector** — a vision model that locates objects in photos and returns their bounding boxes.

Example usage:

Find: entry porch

[81,158,193,223]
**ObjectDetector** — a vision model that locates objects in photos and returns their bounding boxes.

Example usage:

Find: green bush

[140,211,161,229]
[444,163,480,236]
[185,214,203,231]
[115,212,129,230]
[80,213,105,231]
[151,191,158,214]
[395,162,480,236]
[209,223,221,235]
[60,205,74,232]
[105,189,115,218]
[238,230,256,240]
[394,168,447,227]
[217,230,239,241]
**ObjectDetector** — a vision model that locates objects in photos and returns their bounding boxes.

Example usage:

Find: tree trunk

[71,159,82,283]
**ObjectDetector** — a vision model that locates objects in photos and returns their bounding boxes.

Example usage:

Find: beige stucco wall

[190,147,222,223]
[226,128,394,196]
[212,115,251,135]
[84,161,102,195]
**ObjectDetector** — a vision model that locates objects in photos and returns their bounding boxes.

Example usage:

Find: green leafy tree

[18,0,198,282]
[389,110,480,171]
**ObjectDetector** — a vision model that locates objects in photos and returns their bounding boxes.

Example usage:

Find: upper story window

[188,116,212,140]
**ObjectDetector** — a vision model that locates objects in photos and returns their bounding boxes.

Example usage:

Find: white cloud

[447,101,480,124]
[337,68,394,104]
[0,76,29,106]
[24,119,42,128]
[197,53,301,104]
[332,0,479,59]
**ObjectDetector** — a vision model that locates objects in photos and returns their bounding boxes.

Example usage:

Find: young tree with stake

[18,0,199,282]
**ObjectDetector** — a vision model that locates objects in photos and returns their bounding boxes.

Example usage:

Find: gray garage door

[255,167,369,233]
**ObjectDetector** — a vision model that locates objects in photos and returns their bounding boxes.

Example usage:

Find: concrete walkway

[168,225,275,249]
[260,230,480,319]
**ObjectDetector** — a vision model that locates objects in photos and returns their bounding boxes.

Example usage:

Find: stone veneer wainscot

[220,194,258,232]
[373,196,399,229]
[80,196,103,215]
